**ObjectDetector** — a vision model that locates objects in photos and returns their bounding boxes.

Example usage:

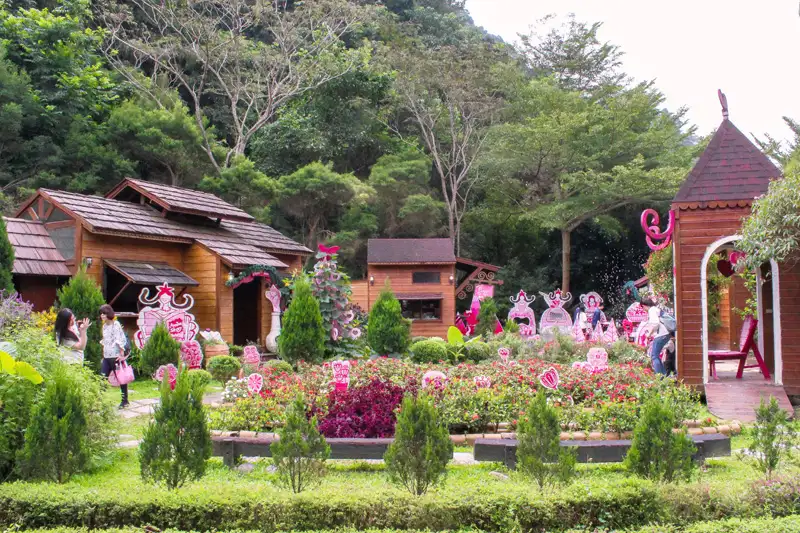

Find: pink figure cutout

[243,346,260,365]
[539,289,573,333]
[587,347,609,372]
[641,209,675,251]
[180,340,203,369]
[332,360,351,391]
[539,367,560,390]
[134,283,199,349]
[247,373,264,395]
[508,290,536,338]
[580,292,607,324]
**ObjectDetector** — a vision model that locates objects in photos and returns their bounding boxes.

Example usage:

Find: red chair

[708,316,771,380]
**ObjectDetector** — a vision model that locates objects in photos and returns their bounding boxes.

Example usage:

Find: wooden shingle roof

[34,190,290,268]
[368,239,456,264]
[107,178,254,222]
[4,218,70,276]
[222,219,312,255]
[673,119,782,207]
[105,259,199,286]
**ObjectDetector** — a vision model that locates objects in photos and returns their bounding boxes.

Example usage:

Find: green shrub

[475,297,499,339]
[18,367,89,483]
[748,397,795,478]
[367,284,410,356]
[138,323,181,377]
[0,217,14,293]
[409,339,448,364]
[279,276,326,365]
[56,267,106,371]
[270,395,330,493]
[516,390,576,489]
[486,332,534,360]
[625,396,695,483]
[504,319,520,334]
[208,395,287,432]
[0,370,37,480]
[385,393,453,496]
[463,340,492,363]
[266,359,294,374]
[207,355,241,385]
[139,367,212,489]
[187,369,213,392]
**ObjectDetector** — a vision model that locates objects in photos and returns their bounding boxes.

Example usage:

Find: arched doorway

[699,235,782,384]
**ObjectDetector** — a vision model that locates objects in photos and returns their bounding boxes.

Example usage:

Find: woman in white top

[99,304,129,408]
[54,308,89,365]
[641,299,668,375]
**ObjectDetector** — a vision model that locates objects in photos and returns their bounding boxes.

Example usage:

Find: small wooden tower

[672,91,785,389]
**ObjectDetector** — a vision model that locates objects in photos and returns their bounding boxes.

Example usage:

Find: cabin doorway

[233,281,261,346]
[701,236,782,385]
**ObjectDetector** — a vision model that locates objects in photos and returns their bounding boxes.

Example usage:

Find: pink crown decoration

[641,209,675,251]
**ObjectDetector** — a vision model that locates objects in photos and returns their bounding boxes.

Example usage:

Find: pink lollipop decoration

[247,373,264,395]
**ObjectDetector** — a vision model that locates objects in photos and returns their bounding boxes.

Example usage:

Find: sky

[465,0,800,144]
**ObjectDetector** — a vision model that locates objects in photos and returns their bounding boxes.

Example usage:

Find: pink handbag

[109,361,135,387]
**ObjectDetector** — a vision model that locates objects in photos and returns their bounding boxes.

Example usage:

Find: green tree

[56,267,105,370]
[199,156,278,214]
[279,276,326,365]
[270,395,330,493]
[624,396,695,483]
[367,283,410,356]
[139,367,212,489]
[0,217,15,292]
[385,393,453,496]
[748,397,795,479]
[18,367,88,483]
[138,322,180,378]
[474,297,498,339]
[516,390,576,489]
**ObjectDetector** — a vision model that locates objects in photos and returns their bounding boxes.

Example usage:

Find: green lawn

[103,378,223,405]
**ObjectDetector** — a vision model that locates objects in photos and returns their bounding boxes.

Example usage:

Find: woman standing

[99,304,129,408]
[54,308,89,365]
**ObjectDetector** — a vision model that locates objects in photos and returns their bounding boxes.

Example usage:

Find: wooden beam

[108,280,131,307]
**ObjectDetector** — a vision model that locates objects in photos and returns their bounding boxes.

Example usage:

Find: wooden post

[222,439,236,468]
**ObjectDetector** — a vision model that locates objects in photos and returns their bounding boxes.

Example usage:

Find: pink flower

[350,328,362,340]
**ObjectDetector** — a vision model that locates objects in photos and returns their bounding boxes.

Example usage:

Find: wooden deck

[705,361,793,422]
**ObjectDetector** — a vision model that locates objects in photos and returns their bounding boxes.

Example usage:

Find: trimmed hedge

[11,516,800,532]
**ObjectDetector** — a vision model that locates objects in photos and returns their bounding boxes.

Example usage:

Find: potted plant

[200,330,229,359]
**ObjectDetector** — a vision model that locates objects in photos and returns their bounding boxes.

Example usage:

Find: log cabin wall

[779,259,800,394]
[15,276,59,312]
[217,259,234,342]
[365,264,456,338]
[183,244,220,333]
[673,204,751,388]
[709,285,731,351]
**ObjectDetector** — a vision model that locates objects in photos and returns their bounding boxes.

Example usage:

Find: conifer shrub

[279,276,326,365]
[206,355,241,385]
[516,390,577,489]
[139,366,212,489]
[56,267,106,370]
[270,395,330,493]
[367,284,410,356]
[749,396,795,479]
[266,358,294,374]
[384,393,453,496]
[409,338,448,364]
[475,297,499,339]
[138,322,181,377]
[18,367,89,483]
[187,369,213,392]
[625,396,696,482]
[0,216,15,293]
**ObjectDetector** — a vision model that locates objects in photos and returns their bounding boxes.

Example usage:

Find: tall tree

[102,0,374,174]
[0,217,15,292]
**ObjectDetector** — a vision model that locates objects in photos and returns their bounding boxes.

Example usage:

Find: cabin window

[48,226,75,260]
[401,299,441,320]
[412,272,440,284]
[46,207,71,223]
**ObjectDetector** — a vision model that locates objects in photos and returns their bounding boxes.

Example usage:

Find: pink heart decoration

[717,259,734,278]
[497,347,510,363]
[247,373,264,395]
[539,367,560,390]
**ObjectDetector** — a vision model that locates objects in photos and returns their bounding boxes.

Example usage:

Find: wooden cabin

[351,238,502,338]
[671,103,800,395]
[5,217,70,310]
[14,178,311,345]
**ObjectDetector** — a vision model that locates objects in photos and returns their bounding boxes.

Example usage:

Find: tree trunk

[561,229,571,293]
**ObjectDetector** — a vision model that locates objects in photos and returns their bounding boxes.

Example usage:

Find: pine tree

[18,367,89,483]
[139,322,181,377]
[139,366,212,489]
[279,276,326,365]
[385,393,453,496]
[475,297,499,339]
[0,217,15,293]
[270,395,330,493]
[367,283,410,356]
[516,390,577,489]
[57,267,106,370]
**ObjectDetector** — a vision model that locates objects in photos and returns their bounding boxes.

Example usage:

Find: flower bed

[208,356,702,436]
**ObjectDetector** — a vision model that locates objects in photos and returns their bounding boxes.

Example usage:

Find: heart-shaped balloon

[717,259,734,278]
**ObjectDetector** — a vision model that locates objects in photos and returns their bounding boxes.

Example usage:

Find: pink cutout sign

[539,367,560,390]
[180,340,203,369]
[247,373,264,395]
[539,289,573,333]
[134,283,199,349]
[332,360,350,391]
[154,363,178,390]
[243,346,260,365]
[508,290,536,338]
[587,348,609,372]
